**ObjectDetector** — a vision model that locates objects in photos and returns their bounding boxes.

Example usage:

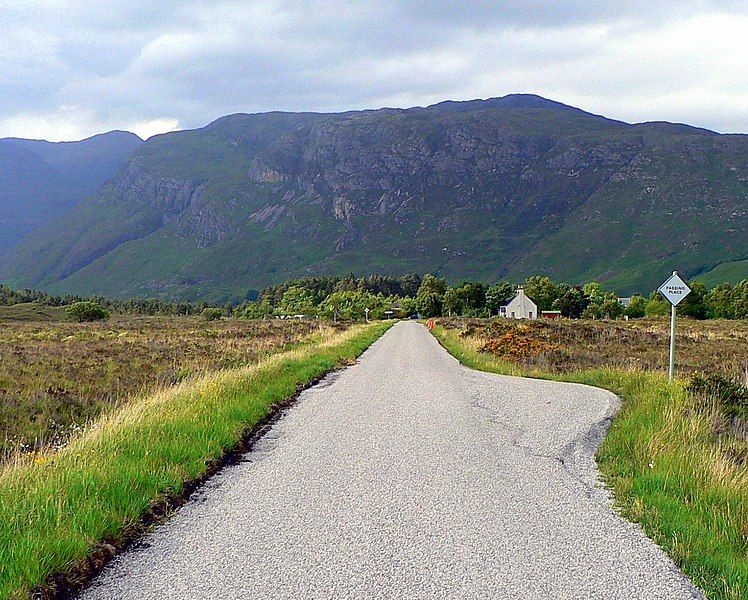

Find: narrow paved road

[83,321,702,599]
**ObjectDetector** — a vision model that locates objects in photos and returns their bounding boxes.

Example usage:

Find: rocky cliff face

[2,96,745,300]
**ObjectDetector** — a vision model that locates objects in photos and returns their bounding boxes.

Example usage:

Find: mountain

[0,131,143,256]
[1,95,745,301]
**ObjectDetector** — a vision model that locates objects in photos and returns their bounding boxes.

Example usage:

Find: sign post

[657,271,691,381]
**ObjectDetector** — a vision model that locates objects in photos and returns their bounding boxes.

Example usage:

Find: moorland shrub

[201,307,224,321]
[64,302,109,322]
[687,372,748,419]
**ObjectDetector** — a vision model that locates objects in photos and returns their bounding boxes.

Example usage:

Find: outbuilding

[499,286,538,320]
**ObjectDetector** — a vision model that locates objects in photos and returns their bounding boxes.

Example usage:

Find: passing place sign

[658,272,691,306]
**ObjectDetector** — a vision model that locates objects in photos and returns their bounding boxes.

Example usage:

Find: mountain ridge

[0,131,143,257]
[1,95,745,301]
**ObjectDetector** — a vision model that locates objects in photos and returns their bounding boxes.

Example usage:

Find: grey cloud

[0,0,745,139]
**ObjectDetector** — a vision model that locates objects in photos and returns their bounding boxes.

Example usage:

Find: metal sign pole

[669,303,676,381]
[658,270,690,383]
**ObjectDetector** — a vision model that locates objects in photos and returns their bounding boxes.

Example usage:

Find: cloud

[0,1,745,140]
[129,118,180,140]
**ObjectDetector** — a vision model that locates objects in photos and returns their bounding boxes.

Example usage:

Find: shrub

[200,308,224,321]
[624,295,647,318]
[480,332,556,360]
[687,372,748,419]
[645,292,670,316]
[64,302,110,322]
[239,300,273,319]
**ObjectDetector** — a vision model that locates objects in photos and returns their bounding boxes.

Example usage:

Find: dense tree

[2,274,746,323]
[443,282,486,316]
[624,295,647,318]
[417,274,447,296]
[398,274,423,298]
[704,280,748,319]
[583,282,606,306]
[279,286,317,315]
[552,285,588,318]
[525,276,559,311]
[645,290,670,316]
[414,274,447,317]
[443,287,462,316]
[319,290,387,320]
[485,281,514,315]
[736,280,748,319]
[239,299,274,319]
[706,283,736,319]
[400,296,418,316]
[598,295,625,319]
[416,292,443,318]
[678,281,708,319]
[200,307,224,321]
[581,292,624,319]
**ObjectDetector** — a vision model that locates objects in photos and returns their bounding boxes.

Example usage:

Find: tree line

[236,274,747,320]
[0,285,210,316]
[2,275,746,320]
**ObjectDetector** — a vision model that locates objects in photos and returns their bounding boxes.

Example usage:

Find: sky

[1,0,746,141]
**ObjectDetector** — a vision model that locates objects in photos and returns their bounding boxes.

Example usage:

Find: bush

[624,295,647,318]
[200,308,224,321]
[239,300,273,319]
[64,302,110,322]
[645,292,670,316]
[687,372,748,419]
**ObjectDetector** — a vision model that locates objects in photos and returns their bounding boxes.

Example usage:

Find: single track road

[83,321,702,599]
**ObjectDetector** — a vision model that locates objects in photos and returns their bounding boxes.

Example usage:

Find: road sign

[658,272,691,306]
[426,318,435,330]
[658,271,691,381]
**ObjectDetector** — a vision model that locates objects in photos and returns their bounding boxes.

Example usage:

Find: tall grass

[433,325,748,600]
[0,321,391,599]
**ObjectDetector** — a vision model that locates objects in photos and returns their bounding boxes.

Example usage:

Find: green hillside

[694,260,748,288]
[1,96,745,301]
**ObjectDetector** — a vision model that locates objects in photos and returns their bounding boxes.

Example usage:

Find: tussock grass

[0,316,342,455]
[441,316,748,376]
[434,324,748,600]
[0,321,391,599]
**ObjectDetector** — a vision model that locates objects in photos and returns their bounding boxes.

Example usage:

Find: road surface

[83,321,702,599]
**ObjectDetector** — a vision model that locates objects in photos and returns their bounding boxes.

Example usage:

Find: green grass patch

[695,259,748,288]
[432,325,748,600]
[0,303,68,322]
[0,321,392,599]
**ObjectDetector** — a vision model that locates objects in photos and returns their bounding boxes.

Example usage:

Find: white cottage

[499,286,538,320]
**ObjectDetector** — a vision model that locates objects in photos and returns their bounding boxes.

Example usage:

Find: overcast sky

[1,0,746,141]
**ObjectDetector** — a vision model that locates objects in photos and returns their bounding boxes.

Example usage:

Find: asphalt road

[82,321,702,599]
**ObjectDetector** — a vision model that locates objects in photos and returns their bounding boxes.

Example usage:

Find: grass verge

[432,325,748,600]
[0,321,392,599]
[0,316,339,455]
